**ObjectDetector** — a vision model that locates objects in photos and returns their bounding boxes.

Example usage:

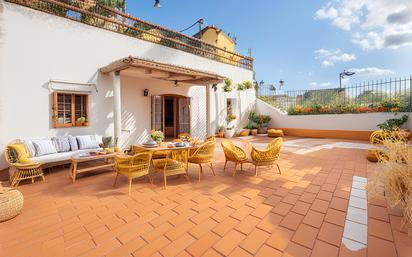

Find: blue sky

[126,0,412,90]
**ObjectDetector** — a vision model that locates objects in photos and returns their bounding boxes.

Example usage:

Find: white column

[112,71,122,144]
[206,84,211,136]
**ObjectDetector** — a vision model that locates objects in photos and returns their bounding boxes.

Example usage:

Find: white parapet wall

[256,99,412,139]
[0,1,254,170]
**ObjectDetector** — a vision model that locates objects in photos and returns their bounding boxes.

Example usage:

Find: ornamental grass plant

[367,130,412,235]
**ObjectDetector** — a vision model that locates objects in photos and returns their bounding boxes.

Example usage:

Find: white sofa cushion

[24,140,36,157]
[93,135,103,146]
[67,135,78,151]
[77,135,99,150]
[32,139,57,156]
[52,137,71,152]
[30,148,101,164]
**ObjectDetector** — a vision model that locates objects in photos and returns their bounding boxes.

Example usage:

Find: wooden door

[177,97,190,134]
[151,95,164,131]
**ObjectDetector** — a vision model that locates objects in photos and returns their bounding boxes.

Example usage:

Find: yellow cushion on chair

[239,130,250,137]
[268,129,284,137]
[8,144,31,164]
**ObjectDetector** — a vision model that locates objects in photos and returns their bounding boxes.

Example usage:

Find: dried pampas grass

[367,129,412,235]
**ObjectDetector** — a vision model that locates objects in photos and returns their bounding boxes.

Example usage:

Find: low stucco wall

[256,99,412,136]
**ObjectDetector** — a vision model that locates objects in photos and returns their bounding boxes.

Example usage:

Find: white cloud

[348,67,394,76]
[315,0,412,50]
[310,81,332,88]
[315,49,356,67]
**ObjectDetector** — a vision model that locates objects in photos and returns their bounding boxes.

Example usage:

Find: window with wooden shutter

[53,92,89,128]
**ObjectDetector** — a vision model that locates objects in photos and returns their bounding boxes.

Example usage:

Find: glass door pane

[177,97,190,134]
[151,96,163,131]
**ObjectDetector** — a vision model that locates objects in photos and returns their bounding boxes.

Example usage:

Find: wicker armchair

[114,152,152,195]
[221,141,249,176]
[250,137,282,176]
[5,143,45,187]
[188,141,216,181]
[205,135,216,142]
[152,149,189,189]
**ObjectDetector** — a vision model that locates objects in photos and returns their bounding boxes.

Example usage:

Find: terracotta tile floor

[1,136,411,257]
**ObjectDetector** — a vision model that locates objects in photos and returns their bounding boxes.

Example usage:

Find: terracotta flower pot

[251,129,258,135]
[217,132,224,138]
[257,127,268,134]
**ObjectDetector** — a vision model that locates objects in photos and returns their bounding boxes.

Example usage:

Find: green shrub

[377,115,409,131]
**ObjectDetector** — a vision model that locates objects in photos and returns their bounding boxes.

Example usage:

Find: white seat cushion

[30,148,101,164]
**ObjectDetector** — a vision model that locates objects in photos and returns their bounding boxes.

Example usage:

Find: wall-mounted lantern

[143,88,149,96]
[212,84,217,92]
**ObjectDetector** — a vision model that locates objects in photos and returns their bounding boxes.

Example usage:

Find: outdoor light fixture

[279,80,284,89]
[174,80,179,87]
[143,88,149,96]
[212,84,217,92]
[154,0,161,8]
[339,70,355,88]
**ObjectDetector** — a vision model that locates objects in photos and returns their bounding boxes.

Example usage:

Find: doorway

[151,95,190,138]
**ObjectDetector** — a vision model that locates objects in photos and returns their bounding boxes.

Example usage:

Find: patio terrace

[0,137,410,257]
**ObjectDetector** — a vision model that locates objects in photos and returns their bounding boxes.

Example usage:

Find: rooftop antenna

[248,48,252,57]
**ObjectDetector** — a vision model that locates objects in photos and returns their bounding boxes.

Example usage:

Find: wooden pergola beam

[100,56,224,85]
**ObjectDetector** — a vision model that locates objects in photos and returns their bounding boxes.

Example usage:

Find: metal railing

[6,0,253,70]
[258,77,412,113]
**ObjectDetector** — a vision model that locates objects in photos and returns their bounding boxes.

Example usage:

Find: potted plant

[76,116,86,126]
[150,130,165,144]
[237,83,246,91]
[224,127,235,138]
[223,78,233,92]
[247,112,259,135]
[257,115,272,134]
[83,118,89,126]
[216,125,225,138]
[224,115,237,138]
[243,80,253,90]
[113,137,121,152]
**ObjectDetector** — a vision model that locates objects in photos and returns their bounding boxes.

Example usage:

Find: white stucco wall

[256,99,412,131]
[0,2,254,169]
[119,75,208,147]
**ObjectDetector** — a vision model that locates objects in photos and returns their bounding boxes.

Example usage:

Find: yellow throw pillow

[239,130,250,137]
[8,144,30,164]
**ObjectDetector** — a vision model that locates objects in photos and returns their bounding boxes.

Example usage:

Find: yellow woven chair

[178,133,191,141]
[205,135,216,142]
[5,143,45,187]
[251,137,282,176]
[188,141,216,181]
[113,152,152,196]
[221,141,249,176]
[152,149,190,189]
